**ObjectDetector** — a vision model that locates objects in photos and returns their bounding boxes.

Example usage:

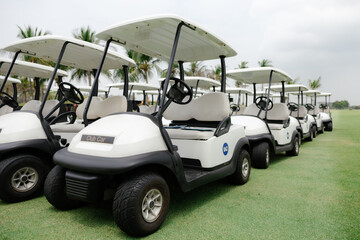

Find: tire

[44,166,84,210]
[228,149,251,185]
[318,123,324,134]
[251,142,270,169]
[0,155,49,203]
[306,128,314,141]
[286,136,300,156]
[312,126,317,138]
[325,122,333,131]
[113,172,170,237]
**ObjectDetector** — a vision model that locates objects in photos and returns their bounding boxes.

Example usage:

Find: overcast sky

[1,0,359,104]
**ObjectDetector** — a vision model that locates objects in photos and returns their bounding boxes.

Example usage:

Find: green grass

[1,110,359,240]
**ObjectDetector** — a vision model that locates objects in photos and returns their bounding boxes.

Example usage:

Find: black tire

[306,128,314,141]
[286,136,300,156]
[44,166,84,210]
[318,123,324,134]
[325,122,333,131]
[251,142,270,169]
[312,126,317,138]
[228,149,251,185]
[113,172,170,237]
[0,155,49,203]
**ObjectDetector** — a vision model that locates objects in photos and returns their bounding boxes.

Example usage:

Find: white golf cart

[228,67,302,169]
[268,84,317,141]
[224,87,253,115]
[0,76,21,115]
[107,82,160,113]
[303,90,324,133]
[318,92,333,131]
[44,15,251,237]
[0,35,134,203]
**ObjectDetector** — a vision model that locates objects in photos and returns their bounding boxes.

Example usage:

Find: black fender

[54,148,176,175]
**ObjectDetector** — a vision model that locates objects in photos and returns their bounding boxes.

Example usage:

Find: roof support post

[0,51,21,93]
[34,77,40,100]
[12,83,17,101]
[281,81,285,103]
[253,83,256,103]
[122,65,129,99]
[220,55,226,93]
[92,69,98,96]
[264,70,274,121]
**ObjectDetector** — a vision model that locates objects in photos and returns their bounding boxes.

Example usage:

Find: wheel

[325,122,333,131]
[286,136,300,156]
[312,126,317,138]
[0,155,49,203]
[306,128,314,141]
[44,166,84,210]
[228,149,251,185]
[318,123,324,134]
[113,172,170,237]
[251,142,270,169]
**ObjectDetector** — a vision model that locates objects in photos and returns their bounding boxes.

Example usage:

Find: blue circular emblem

[287,132,290,139]
[223,143,229,156]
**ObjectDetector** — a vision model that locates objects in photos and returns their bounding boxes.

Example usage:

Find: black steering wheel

[166,77,192,105]
[255,96,273,111]
[319,104,328,110]
[58,82,84,104]
[0,92,19,109]
[230,104,240,113]
[305,103,314,111]
[287,102,298,112]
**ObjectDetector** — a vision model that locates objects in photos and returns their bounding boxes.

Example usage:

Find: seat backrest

[139,105,149,113]
[291,105,307,118]
[267,103,290,121]
[243,103,265,118]
[144,105,157,114]
[76,97,102,120]
[21,99,59,117]
[97,95,127,118]
[0,105,13,115]
[308,105,320,115]
[164,92,230,122]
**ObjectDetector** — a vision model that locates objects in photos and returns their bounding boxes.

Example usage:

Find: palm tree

[207,65,221,81]
[161,62,180,78]
[237,61,248,69]
[288,77,299,85]
[186,61,207,77]
[308,76,321,89]
[258,59,273,67]
[71,26,99,86]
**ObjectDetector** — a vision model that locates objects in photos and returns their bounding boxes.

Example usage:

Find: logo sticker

[223,143,229,156]
[81,135,115,144]
[287,132,290,139]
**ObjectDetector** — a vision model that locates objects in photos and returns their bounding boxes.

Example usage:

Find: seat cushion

[291,105,307,118]
[243,103,265,118]
[0,105,13,115]
[21,100,59,117]
[166,127,215,140]
[50,123,85,133]
[267,103,289,121]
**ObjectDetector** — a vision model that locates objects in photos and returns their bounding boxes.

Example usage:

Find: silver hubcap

[295,139,299,153]
[265,149,270,165]
[11,167,38,192]
[142,189,163,223]
[242,158,249,177]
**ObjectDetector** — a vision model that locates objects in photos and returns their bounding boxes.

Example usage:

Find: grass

[1,110,359,240]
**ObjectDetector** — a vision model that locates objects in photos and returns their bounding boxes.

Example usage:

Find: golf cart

[45,15,251,237]
[107,82,160,113]
[318,92,332,131]
[0,35,134,203]
[268,84,317,141]
[223,87,252,115]
[227,67,302,169]
[0,76,21,115]
[303,90,324,133]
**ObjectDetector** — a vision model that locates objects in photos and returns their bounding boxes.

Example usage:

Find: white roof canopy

[0,75,21,84]
[267,84,309,93]
[227,67,293,84]
[184,76,220,88]
[318,92,332,97]
[2,35,135,71]
[107,82,160,91]
[0,58,67,78]
[96,14,237,62]
[221,87,252,95]
[53,85,108,93]
[303,90,321,96]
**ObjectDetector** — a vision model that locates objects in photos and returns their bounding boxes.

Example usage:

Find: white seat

[291,105,307,118]
[21,100,60,117]
[164,92,230,140]
[266,103,290,130]
[243,103,265,118]
[308,106,320,115]
[0,105,13,115]
[139,105,149,113]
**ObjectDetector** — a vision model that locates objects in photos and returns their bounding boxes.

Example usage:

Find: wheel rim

[295,138,299,154]
[142,189,163,223]
[265,148,270,165]
[242,157,249,177]
[11,167,38,192]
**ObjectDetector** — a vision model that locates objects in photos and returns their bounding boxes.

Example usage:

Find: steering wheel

[230,104,240,113]
[58,82,84,104]
[166,77,192,105]
[0,92,19,109]
[305,103,314,111]
[287,102,298,112]
[255,96,273,111]
[319,104,328,110]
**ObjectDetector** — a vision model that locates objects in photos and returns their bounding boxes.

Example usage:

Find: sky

[0,0,359,105]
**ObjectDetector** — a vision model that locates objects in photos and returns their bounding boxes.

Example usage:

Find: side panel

[231,115,268,136]
[171,125,245,168]
[271,117,299,145]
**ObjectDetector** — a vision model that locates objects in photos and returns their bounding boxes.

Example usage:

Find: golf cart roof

[256,90,273,97]
[0,75,21,84]
[223,87,252,95]
[184,76,221,88]
[303,90,321,96]
[96,14,237,62]
[227,67,293,84]
[2,35,135,70]
[53,85,108,93]
[107,82,160,91]
[267,84,309,92]
[0,57,68,78]
[318,92,331,97]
